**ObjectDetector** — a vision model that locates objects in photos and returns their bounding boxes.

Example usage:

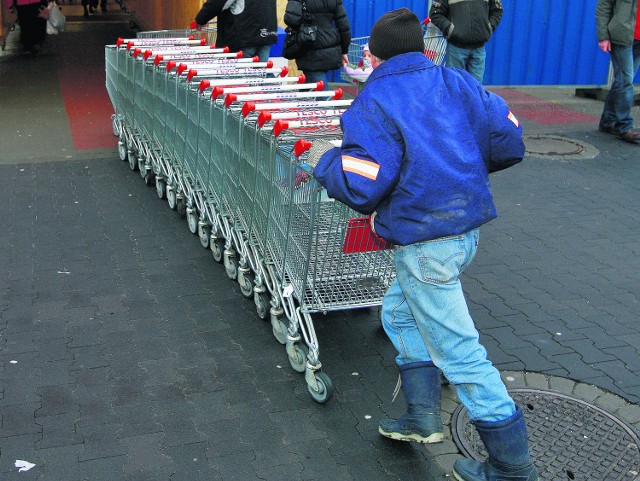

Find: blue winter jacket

[312,52,524,246]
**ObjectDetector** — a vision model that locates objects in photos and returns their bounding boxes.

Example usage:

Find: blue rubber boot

[378,361,443,443]
[453,406,538,481]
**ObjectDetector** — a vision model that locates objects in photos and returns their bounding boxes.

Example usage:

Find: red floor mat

[58,65,115,150]
[55,18,118,151]
[491,88,599,125]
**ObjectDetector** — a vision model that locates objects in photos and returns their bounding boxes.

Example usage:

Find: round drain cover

[523,135,599,160]
[452,388,640,480]
[526,136,584,155]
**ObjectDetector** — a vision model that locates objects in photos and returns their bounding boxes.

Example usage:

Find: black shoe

[618,129,640,143]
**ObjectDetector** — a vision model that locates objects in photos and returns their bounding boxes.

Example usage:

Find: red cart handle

[273,120,289,138]
[199,80,210,93]
[294,139,312,158]
[242,102,256,117]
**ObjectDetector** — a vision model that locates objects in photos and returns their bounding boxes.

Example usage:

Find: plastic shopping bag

[46,2,66,35]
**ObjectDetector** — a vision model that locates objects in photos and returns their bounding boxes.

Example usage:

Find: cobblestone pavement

[1,5,639,481]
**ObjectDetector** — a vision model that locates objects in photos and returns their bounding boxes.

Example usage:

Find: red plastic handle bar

[333,88,344,100]
[297,74,306,84]
[279,66,289,77]
[116,38,124,47]
[143,50,152,61]
[154,55,164,66]
[273,120,289,138]
[423,17,431,25]
[133,48,142,58]
[257,111,271,127]
[166,61,177,72]
[251,56,259,62]
[190,21,197,29]
[242,102,256,118]
[187,69,198,81]
[266,60,273,68]
[200,38,207,46]
[188,35,194,40]
[199,80,210,93]
[126,41,134,51]
[315,81,324,91]
[211,86,225,100]
[224,94,237,108]
[177,63,188,76]
[294,139,312,158]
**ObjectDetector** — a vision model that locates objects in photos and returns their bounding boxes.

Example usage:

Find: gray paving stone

[35,411,83,449]
[120,432,174,474]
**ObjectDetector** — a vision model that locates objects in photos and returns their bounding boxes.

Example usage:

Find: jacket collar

[369,52,435,82]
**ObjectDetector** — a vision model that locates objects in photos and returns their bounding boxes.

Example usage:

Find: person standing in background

[193,0,278,62]
[429,0,503,83]
[284,0,351,89]
[5,0,46,53]
[596,0,640,143]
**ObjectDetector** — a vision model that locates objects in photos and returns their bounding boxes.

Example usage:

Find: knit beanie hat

[369,8,424,60]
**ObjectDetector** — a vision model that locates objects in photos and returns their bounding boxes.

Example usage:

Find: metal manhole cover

[523,135,599,160]
[451,388,640,481]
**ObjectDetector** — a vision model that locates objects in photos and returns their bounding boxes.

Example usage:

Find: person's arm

[334,0,352,56]
[595,0,614,43]
[283,0,303,28]
[488,0,503,32]
[429,0,453,38]
[194,0,226,26]
[481,88,525,173]
[312,105,401,215]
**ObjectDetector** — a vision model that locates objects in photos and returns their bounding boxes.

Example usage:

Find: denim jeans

[445,44,486,83]
[381,229,516,422]
[301,70,328,90]
[240,45,272,63]
[600,40,640,134]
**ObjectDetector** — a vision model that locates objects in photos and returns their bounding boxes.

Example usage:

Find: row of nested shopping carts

[105,25,446,403]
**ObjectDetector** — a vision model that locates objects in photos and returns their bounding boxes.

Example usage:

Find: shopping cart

[105,33,397,403]
[340,18,447,89]
[422,18,447,65]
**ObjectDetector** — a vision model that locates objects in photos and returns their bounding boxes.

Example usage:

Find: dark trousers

[16,2,47,51]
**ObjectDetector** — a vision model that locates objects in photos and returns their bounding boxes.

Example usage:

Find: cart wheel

[254,291,270,320]
[176,197,186,216]
[155,178,166,199]
[237,269,254,299]
[308,372,334,404]
[210,238,224,263]
[138,158,147,178]
[224,253,238,280]
[271,314,288,345]
[198,222,211,249]
[118,140,128,161]
[167,187,177,210]
[111,115,120,137]
[128,151,138,171]
[143,170,154,186]
[186,209,198,234]
[288,342,309,373]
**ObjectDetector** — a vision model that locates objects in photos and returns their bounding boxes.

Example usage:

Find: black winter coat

[429,0,503,50]
[195,0,278,52]
[284,0,351,72]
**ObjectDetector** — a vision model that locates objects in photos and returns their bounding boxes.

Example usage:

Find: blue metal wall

[334,0,636,86]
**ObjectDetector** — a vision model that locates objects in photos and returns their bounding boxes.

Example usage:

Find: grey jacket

[596,0,639,46]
